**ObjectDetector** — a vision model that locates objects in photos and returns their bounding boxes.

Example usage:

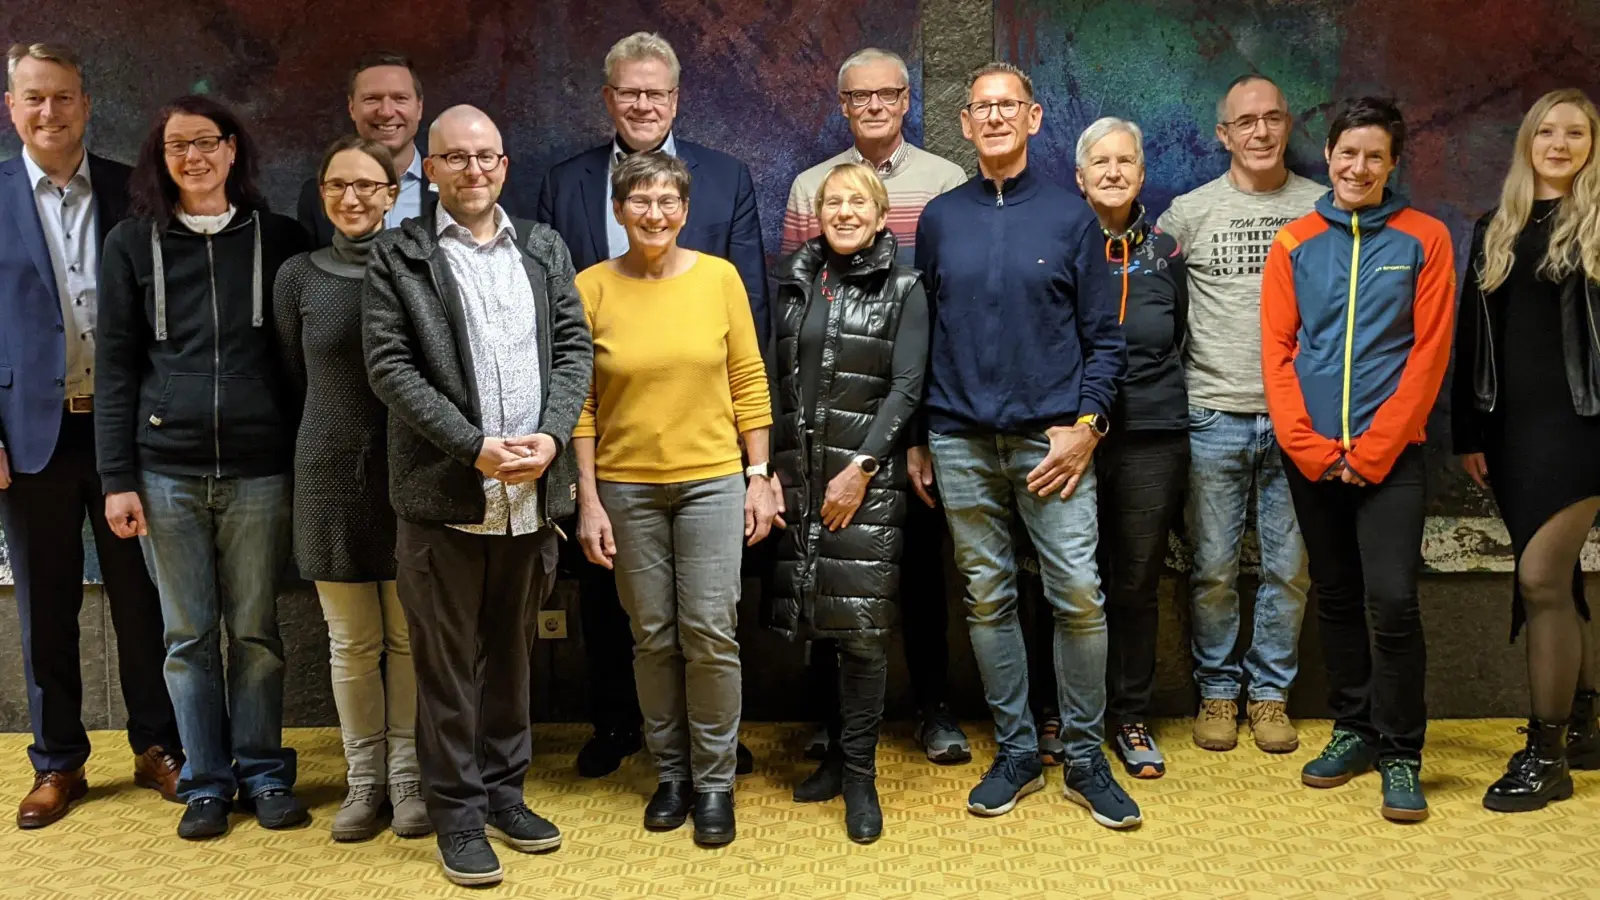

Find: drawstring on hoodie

[149,210,265,340]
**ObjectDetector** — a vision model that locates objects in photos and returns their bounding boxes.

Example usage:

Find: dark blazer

[296,141,430,248]
[0,153,129,473]
[361,212,593,526]
[535,138,770,343]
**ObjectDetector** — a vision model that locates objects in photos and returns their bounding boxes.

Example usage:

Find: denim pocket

[1187,405,1223,430]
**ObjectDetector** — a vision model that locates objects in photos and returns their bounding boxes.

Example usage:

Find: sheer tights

[1519,496,1600,722]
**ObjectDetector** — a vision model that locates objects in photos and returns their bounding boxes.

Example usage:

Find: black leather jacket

[1450,211,1600,454]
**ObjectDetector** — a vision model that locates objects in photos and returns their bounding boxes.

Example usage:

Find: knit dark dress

[1484,198,1600,634]
[274,229,397,582]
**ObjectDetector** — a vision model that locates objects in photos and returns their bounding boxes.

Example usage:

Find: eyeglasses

[964,99,1028,121]
[430,151,506,171]
[821,195,876,213]
[609,86,677,106]
[841,88,906,108]
[320,179,394,199]
[163,135,226,157]
[623,194,683,215]
[1224,111,1288,134]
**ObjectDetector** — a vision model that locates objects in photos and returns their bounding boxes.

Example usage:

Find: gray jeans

[599,475,745,792]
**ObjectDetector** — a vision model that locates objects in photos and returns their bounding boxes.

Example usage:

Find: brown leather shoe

[134,746,183,803]
[17,769,88,829]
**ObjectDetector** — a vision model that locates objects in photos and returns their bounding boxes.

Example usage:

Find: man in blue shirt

[298,52,428,246]
[912,61,1138,827]
[535,32,767,780]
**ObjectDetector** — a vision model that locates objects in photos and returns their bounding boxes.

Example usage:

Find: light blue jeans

[1184,406,1310,703]
[138,471,295,802]
[929,431,1107,765]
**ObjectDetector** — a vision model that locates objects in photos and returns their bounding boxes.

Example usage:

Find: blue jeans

[1184,407,1310,703]
[929,431,1107,764]
[138,471,295,802]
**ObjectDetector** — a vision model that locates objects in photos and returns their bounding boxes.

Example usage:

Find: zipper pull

[995,188,1004,209]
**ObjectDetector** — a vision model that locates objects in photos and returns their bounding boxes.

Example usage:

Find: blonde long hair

[1479,89,1600,292]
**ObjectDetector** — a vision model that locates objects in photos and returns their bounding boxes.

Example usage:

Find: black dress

[1482,199,1600,633]
[273,231,397,583]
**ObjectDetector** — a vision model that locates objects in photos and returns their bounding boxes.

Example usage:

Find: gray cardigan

[360,211,593,526]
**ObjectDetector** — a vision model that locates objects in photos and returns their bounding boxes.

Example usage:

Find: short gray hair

[1216,73,1284,124]
[611,151,692,203]
[836,48,909,92]
[966,61,1033,101]
[604,32,681,87]
[6,42,83,92]
[1075,117,1145,168]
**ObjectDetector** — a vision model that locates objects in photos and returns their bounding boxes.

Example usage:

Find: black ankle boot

[1484,720,1574,813]
[842,780,882,844]
[793,755,844,803]
[1568,690,1600,770]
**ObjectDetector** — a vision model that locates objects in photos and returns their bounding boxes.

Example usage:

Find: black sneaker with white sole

[1063,752,1143,829]
[486,803,563,853]
[437,829,503,887]
[966,753,1045,816]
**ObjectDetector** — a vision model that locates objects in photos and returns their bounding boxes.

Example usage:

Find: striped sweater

[780,141,967,267]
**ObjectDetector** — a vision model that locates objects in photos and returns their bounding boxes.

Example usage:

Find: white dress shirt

[23,149,99,399]
[435,202,545,536]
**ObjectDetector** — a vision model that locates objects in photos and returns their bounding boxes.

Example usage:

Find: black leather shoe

[177,797,231,840]
[735,742,754,776]
[577,729,643,779]
[242,789,309,830]
[843,781,882,844]
[793,755,844,803]
[692,791,735,846]
[644,781,694,831]
[1569,690,1600,770]
[1484,720,1574,813]
[437,829,503,887]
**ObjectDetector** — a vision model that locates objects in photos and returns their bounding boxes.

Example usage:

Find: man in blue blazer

[536,32,768,778]
[1,42,181,828]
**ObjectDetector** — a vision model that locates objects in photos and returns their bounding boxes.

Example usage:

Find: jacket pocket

[0,365,11,388]
[139,372,213,455]
[218,375,284,459]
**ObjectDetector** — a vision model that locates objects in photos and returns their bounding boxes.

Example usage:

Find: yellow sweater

[574,253,773,484]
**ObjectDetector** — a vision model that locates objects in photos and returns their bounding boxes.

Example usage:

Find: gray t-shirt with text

[1157,171,1324,413]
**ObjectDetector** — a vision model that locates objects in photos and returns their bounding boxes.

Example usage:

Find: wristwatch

[852,454,880,476]
[1077,413,1111,438]
[745,462,771,480]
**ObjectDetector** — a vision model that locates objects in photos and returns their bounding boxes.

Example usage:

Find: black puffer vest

[763,232,918,640]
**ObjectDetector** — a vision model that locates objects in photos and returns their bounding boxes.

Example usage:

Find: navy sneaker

[1302,729,1376,788]
[966,753,1044,817]
[1379,759,1428,822]
[1063,753,1142,829]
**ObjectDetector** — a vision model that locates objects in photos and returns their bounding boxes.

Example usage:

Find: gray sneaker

[1112,722,1166,779]
[390,781,431,838]
[331,784,384,842]
[918,704,972,764]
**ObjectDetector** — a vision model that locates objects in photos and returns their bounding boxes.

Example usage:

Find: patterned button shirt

[850,136,910,177]
[435,202,545,536]
[23,150,98,399]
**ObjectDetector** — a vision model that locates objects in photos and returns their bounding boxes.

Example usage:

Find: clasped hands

[476,433,558,484]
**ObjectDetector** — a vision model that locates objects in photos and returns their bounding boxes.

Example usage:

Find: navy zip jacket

[914,166,1125,435]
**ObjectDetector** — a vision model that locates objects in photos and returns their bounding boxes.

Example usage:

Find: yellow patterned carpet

[1,721,1596,899]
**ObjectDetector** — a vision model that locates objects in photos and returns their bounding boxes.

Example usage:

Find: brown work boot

[1193,699,1239,751]
[17,768,88,829]
[134,746,183,803]
[1248,700,1300,753]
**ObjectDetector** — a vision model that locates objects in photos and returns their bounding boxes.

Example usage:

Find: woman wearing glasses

[96,95,309,840]
[272,136,426,842]
[764,162,928,843]
[573,152,778,847]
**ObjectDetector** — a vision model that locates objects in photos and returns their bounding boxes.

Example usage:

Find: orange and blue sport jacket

[1261,190,1456,484]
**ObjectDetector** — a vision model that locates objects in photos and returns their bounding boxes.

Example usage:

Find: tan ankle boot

[1193,699,1239,751]
[1248,700,1299,753]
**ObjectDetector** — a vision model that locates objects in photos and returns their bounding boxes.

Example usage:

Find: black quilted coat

[763,232,922,640]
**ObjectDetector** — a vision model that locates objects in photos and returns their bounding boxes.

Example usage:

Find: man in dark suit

[535,31,768,778]
[0,41,180,828]
[297,51,429,247]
